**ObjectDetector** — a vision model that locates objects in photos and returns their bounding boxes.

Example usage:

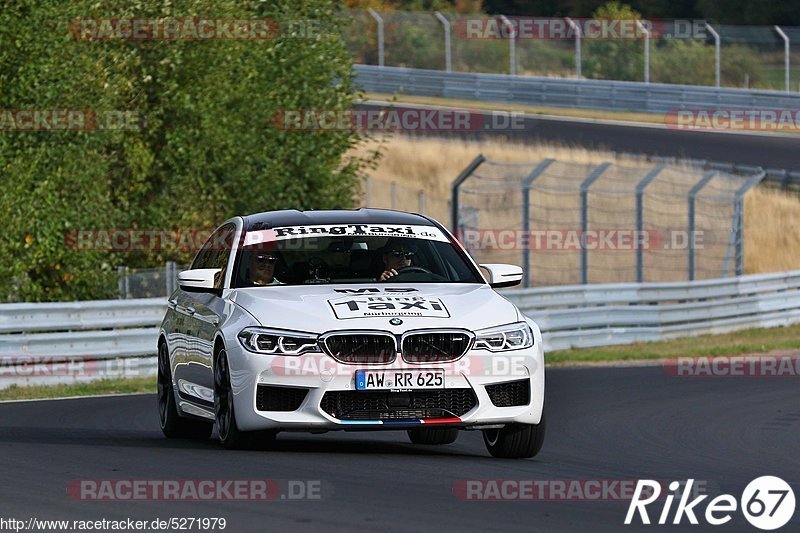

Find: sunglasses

[388,250,415,259]
[254,254,277,265]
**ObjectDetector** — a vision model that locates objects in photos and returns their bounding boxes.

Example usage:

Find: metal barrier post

[636,20,650,84]
[735,171,766,275]
[391,181,397,209]
[521,159,556,287]
[775,26,790,93]
[118,266,126,299]
[580,162,611,284]
[635,164,665,282]
[418,190,426,214]
[368,9,384,67]
[500,16,516,75]
[705,23,720,88]
[166,261,176,297]
[688,171,717,280]
[434,12,452,72]
[566,18,582,78]
[451,155,486,234]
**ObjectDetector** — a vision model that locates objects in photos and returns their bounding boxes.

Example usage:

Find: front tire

[483,415,546,459]
[214,348,277,450]
[157,342,212,439]
[407,428,459,445]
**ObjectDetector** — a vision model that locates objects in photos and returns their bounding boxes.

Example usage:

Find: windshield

[232,223,482,287]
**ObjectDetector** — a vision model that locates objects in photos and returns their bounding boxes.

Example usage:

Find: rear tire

[407,428,459,445]
[157,342,212,439]
[214,348,277,450]
[483,414,546,459]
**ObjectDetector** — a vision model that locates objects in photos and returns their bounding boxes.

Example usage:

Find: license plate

[355,369,444,391]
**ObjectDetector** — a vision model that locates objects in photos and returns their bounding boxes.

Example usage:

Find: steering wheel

[395,266,433,275]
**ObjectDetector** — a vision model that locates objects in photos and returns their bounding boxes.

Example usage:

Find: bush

[0,0,374,302]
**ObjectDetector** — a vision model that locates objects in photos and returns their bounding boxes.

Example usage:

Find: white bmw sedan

[158,209,545,458]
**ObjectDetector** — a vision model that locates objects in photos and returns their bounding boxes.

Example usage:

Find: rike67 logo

[625,477,795,530]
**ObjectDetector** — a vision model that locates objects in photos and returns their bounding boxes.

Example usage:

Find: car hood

[228,283,519,334]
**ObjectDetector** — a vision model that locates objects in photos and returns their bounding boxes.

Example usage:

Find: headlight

[474,322,534,352]
[238,327,320,356]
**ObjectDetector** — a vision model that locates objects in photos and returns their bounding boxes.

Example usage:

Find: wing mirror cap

[479,263,523,289]
[178,268,221,293]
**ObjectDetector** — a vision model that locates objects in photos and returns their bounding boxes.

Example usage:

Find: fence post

[451,154,486,234]
[165,261,176,297]
[566,18,582,78]
[500,15,516,75]
[705,23,720,88]
[434,11,452,72]
[775,26,790,93]
[520,159,556,288]
[580,162,611,284]
[368,9,384,67]
[636,20,650,84]
[687,171,717,280]
[118,266,130,299]
[732,170,765,276]
[635,164,665,282]
[364,175,372,206]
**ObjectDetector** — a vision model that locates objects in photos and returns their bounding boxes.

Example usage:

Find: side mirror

[178,269,221,293]
[479,264,523,289]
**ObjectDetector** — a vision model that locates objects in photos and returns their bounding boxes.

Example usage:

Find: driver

[377,238,417,281]
[249,252,284,286]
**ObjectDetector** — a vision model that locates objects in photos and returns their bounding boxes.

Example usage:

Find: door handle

[167,299,177,309]
[186,306,196,315]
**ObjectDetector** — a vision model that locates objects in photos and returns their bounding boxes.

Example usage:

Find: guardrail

[1,269,799,387]
[354,64,800,115]
[506,270,800,351]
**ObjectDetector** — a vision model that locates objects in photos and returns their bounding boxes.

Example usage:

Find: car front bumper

[227,343,545,432]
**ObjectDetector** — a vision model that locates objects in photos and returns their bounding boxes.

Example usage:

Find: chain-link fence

[117,262,183,299]
[344,10,800,91]
[452,157,764,286]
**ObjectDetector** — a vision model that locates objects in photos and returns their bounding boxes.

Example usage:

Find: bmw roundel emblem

[389,318,403,326]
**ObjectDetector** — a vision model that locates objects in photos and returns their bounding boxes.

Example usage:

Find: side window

[191,223,235,289]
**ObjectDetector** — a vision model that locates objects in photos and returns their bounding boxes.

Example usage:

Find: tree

[583,2,645,81]
[0,0,374,301]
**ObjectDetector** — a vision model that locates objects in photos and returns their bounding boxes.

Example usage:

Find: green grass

[548,323,800,364]
[0,376,155,401]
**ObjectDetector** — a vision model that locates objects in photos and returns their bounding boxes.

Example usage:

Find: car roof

[242,208,436,231]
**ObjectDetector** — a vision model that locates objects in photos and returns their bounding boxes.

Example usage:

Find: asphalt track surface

[356,102,800,172]
[1,366,798,532]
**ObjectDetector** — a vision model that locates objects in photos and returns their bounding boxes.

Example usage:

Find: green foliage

[0,0,374,302]
[583,2,644,82]
[651,39,764,87]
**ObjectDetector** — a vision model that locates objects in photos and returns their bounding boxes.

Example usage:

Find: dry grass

[745,186,800,273]
[352,136,800,277]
